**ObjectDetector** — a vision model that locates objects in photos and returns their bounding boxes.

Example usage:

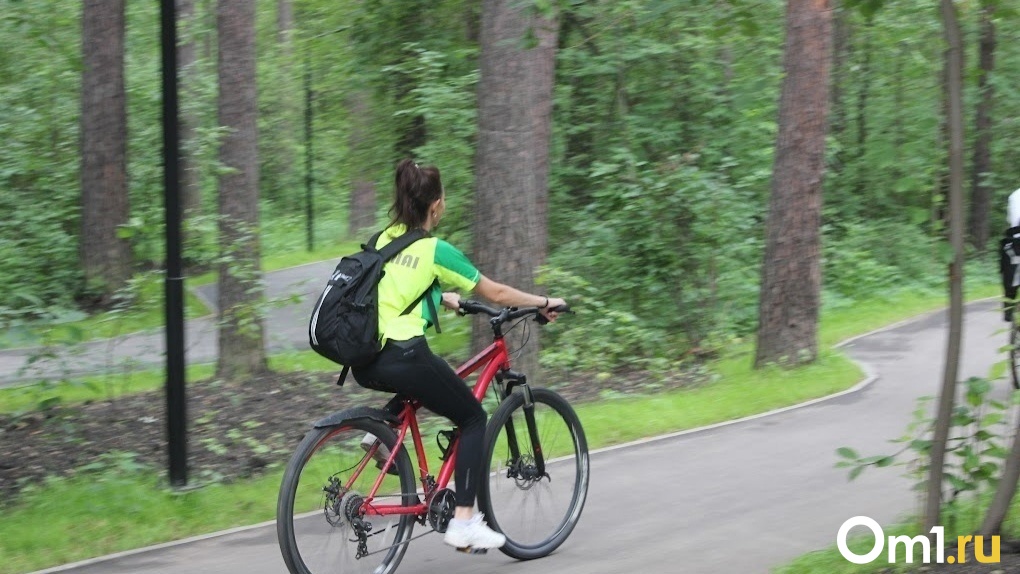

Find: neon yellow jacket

[375,224,480,343]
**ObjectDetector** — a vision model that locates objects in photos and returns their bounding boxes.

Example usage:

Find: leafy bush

[823,220,943,299]
[837,378,1014,518]
[539,267,684,374]
[549,151,762,349]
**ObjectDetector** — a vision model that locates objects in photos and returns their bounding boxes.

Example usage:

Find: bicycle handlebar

[458,299,572,326]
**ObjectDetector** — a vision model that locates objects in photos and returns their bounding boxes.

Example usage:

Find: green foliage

[550,151,761,352]
[0,0,82,314]
[383,44,479,244]
[837,378,1014,515]
[539,268,683,373]
[822,220,943,300]
[5,0,1020,376]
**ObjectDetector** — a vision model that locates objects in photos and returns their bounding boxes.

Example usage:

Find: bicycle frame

[354,336,512,518]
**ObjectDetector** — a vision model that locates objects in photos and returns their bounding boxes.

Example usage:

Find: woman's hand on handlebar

[540,297,568,323]
[441,291,462,311]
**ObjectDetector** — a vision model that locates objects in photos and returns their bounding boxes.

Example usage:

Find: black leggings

[353,337,487,507]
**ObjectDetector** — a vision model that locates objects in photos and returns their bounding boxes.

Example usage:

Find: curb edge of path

[26,300,986,574]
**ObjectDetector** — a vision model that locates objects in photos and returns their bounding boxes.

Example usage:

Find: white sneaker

[443,513,506,550]
[360,433,390,466]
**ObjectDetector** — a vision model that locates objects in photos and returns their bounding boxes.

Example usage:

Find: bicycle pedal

[455,547,488,555]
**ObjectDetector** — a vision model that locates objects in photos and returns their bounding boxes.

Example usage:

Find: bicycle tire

[478,388,589,560]
[277,414,416,574]
[1011,311,1020,390]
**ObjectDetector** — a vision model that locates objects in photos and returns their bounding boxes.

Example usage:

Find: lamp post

[160,0,187,486]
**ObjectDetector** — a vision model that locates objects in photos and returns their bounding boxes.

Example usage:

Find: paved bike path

[31,300,1008,574]
[0,261,336,386]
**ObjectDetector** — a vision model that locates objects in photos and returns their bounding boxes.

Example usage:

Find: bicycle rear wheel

[479,388,589,560]
[277,415,417,574]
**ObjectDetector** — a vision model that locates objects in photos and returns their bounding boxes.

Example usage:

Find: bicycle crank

[427,488,457,533]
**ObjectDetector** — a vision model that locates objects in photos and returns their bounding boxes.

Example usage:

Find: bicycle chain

[356,528,437,558]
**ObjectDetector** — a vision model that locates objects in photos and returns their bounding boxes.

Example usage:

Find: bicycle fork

[497,370,548,480]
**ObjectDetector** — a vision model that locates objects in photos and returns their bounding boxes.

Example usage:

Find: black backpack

[309,229,440,383]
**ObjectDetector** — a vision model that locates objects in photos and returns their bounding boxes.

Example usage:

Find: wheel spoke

[277,418,417,574]
[481,389,589,559]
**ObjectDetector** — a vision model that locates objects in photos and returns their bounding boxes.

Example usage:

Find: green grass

[775,521,923,574]
[578,347,860,448]
[0,466,287,574]
[0,279,1007,573]
[820,282,1001,349]
[775,494,1020,573]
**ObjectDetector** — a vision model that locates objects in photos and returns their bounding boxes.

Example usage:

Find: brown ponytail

[390,159,443,230]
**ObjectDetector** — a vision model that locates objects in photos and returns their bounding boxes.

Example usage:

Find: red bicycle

[276,301,589,574]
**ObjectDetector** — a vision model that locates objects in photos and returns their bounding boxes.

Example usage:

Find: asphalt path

[29,299,1013,574]
[0,261,337,386]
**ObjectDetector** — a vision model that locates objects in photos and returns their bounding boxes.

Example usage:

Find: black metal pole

[161,0,187,487]
[304,50,315,252]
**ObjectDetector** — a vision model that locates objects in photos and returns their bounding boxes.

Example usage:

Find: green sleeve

[434,240,481,292]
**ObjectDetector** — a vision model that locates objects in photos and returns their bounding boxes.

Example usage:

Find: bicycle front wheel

[479,388,589,560]
[277,416,416,574]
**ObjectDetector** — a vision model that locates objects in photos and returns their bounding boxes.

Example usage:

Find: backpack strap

[371,228,442,333]
[373,228,428,262]
[402,279,442,334]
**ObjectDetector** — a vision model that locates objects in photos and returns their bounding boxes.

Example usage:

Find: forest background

[4,0,1018,366]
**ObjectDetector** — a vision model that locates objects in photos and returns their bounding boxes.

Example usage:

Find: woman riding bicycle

[352,158,566,551]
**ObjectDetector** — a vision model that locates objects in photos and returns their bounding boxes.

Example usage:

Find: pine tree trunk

[829,2,849,176]
[473,0,558,378]
[925,0,966,536]
[853,19,872,206]
[561,12,599,205]
[275,0,298,208]
[80,0,131,306]
[347,91,377,239]
[754,0,831,368]
[980,414,1020,537]
[216,0,267,380]
[277,0,293,45]
[969,1,995,250]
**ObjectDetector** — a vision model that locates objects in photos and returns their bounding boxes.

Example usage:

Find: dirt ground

[0,367,693,504]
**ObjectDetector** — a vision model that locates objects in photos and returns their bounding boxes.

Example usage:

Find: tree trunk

[80,0,131,306]
[216,0,267,380]
[346,92,377,239]
[978,6,1016,532]
[969,1,995,250]
[277,0,293,45]
[829,2,849,177]
[753,0,831,369]
[561,12,600,205]
[853,19,872,207]
[473,0,558,377]
[925,0,966,536]
[980,414,1020,537]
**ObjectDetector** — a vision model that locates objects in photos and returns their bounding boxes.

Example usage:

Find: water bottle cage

[437,429,457,461]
